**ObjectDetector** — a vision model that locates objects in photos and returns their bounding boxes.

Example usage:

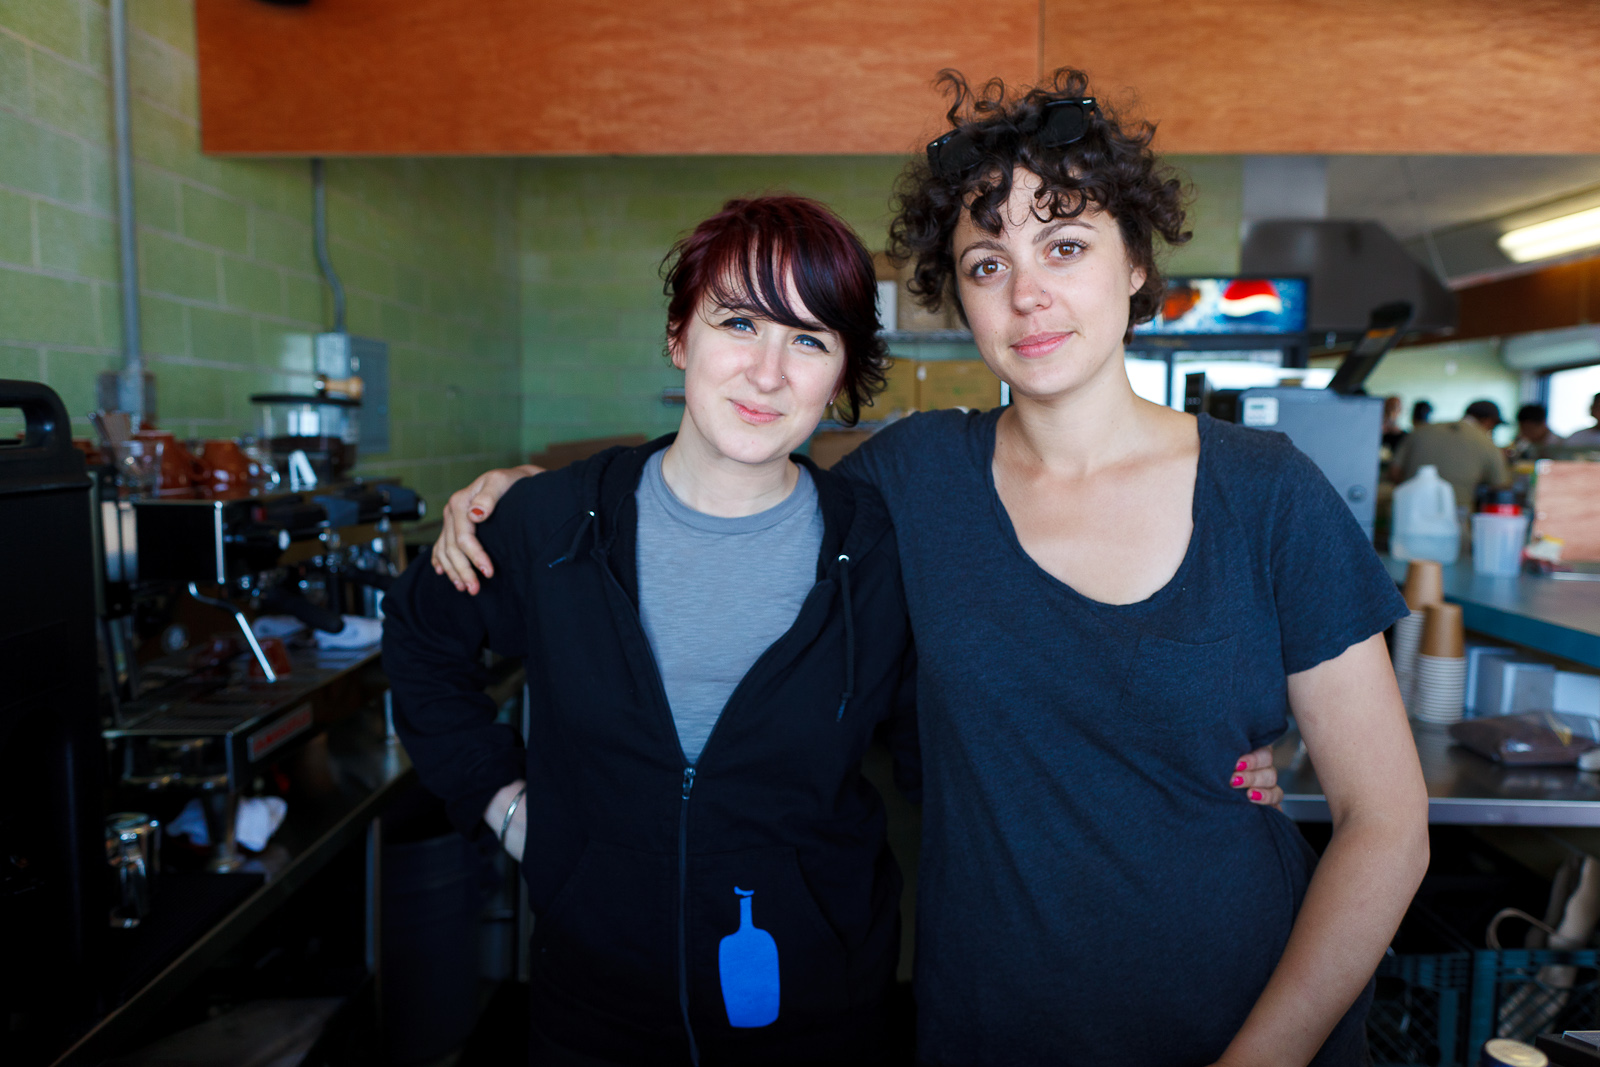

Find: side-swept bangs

[663,196,890,426]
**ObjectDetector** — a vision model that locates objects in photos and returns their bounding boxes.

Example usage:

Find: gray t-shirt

[635,450,824,763]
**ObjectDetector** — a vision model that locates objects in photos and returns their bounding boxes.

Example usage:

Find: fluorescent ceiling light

[1499,205,1600,263]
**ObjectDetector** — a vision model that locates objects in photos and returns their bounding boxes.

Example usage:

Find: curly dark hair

[887,68,1191,339]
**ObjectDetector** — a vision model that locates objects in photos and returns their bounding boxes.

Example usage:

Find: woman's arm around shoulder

[432,463,546,593]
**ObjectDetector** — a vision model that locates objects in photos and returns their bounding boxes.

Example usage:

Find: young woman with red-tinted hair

[383,196,916,1065]
[390,195,1283,1066]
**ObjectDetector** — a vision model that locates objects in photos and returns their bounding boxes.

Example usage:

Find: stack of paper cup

[1394,560,1444,709]
[1413,603,1467,724]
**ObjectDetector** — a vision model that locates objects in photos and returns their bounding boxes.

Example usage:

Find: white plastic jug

[1392,465,1460,563]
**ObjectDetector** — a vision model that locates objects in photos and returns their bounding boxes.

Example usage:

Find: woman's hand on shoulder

[432,465,543,594]
[1232,745,1282,809]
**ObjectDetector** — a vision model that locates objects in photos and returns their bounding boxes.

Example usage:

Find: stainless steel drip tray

[105,647,383,780]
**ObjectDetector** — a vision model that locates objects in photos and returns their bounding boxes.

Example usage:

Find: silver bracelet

[498,786,527,845]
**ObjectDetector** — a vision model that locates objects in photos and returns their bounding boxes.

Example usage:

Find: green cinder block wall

[517,154,1241,455]
[0,0,522,508]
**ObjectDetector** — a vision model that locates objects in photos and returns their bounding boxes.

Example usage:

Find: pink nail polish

[1231,775,1243,787]
[1249,790,1262,802]
[1236,760,1248,771]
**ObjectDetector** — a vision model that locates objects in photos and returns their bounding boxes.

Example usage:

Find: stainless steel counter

[1286,558,1600,826]
[54,705,414,1066]
[1275,718,1600,826]
[1381,556,1600,669]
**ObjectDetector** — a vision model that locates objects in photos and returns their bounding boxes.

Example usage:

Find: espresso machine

[98,476,424,872]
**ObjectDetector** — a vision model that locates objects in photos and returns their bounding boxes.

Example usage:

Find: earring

[781,374,786,381]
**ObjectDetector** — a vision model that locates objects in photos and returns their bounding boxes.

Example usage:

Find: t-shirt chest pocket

[1120,633,1240,737]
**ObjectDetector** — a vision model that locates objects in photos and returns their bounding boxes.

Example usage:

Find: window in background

[1167,360,1333,410]
[1548,363,1600,436]
[1126,357,1169,406]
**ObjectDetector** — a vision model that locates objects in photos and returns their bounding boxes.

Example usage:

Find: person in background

[1391,398,1510,507]
[1567,392,1600,447]
[1411,399,1433,428]
[1510,403,1565,462]
[1381,395,1407,454]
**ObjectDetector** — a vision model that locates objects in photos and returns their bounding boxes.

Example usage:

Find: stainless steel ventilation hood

[1240,220,1458,338]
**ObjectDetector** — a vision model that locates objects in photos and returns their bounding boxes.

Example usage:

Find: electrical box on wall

[315,332,389,455]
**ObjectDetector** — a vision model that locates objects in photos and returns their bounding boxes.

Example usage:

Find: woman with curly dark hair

[426,73,1415,1066]
[864,69,1427,1067]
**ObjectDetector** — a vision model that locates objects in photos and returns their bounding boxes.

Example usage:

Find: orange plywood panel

[196,0,1037,155]
[1042,0,1600,153]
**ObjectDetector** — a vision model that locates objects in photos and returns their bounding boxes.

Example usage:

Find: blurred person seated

[1567,392,1600,448]
[1391,399,1510,507]
[1411,399,1433,427]
[1509,403,1565,461]
[1381,395,1407,455]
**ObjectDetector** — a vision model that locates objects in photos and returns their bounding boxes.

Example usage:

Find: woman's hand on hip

[432,465,542,594]
[1232,746,1282,809]
[484,779,528,863]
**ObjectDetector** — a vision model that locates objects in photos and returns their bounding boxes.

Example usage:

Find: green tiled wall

[0,0,521,507]
[517,155,1242,453]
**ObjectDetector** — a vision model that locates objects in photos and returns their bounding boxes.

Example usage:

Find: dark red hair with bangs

[662,196,890,426]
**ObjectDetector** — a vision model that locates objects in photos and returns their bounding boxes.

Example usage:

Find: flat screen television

[1133,277,1308,336]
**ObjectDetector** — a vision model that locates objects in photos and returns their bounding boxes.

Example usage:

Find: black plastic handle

[0,379,72,452]
[0,379,85,494]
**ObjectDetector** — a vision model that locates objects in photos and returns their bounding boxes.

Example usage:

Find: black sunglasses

[925,98,1098,181]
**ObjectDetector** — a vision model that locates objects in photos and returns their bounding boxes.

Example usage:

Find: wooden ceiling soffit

[1043,0,1600,154]
[195,0,1037,155]
[1450,256,1600,344]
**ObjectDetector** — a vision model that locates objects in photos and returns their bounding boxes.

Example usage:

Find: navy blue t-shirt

[838,409,1406,1066]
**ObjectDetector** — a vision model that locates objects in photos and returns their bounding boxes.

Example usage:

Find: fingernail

[1231,775,1243,787]
[470,508,484,519]
[1236,759,1248,771]
[1249,790,1262,801]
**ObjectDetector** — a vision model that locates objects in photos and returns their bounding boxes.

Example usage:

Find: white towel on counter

[313,614,384,649]
[168,795,289,852]
[250,615,307,640]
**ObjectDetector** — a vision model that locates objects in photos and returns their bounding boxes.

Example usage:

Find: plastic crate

[1468,948,1600,1053]
[1369,951,1474,1066]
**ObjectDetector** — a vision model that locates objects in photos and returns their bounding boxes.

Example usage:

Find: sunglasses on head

[925,98,1098,182]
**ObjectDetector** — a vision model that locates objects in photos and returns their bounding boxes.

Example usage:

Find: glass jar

[249,393,361,482]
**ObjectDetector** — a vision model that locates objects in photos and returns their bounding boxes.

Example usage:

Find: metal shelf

[1276,719,1600,827]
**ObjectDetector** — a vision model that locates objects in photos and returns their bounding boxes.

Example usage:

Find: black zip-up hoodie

[382,437,918,1066]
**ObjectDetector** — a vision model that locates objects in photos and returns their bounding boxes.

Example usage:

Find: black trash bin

[381,796,483,1066]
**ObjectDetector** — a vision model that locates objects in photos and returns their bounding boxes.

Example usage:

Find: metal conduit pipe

[110,0,145,418]
[312,159,347,333]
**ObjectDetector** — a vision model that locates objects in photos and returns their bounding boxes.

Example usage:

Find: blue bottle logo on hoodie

[719,887,780,1028]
